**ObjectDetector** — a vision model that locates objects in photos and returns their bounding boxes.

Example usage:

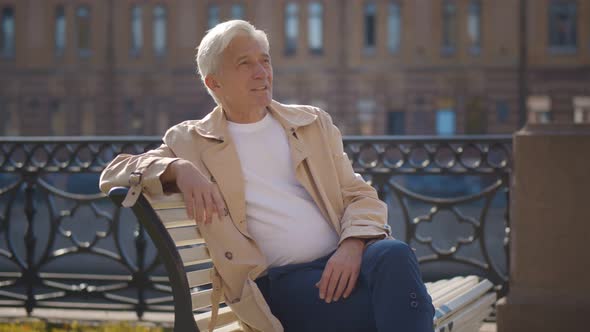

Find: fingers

[332,271,350,302]
[317,266,332,301]
[184,192,194,220]
[342,270,359,300]
[202,192,214,224]
[325,270,343,303]
[193,191,204,224]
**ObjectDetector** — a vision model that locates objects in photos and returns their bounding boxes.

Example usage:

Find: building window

[50,100,66,135]
[548,1,577,52]
[468,0,481,55]
[2,101,18,135]
[156,102,169,135]
[1,7,15,58]
[465,97,486,134]
[387,111,405,135]
[76,6,91,56]
[358,99,377,135]
[496,101,510,124]
[231,4,245,19]
[125,99,144,135]
[80,102,94,135]
[284,2,298,55]
[573,97,590,124]
[153,5,166,57]
[308,2,323,54]
[364,3,377,51]
[387,2,401,54]
[130,5,142,56]
[208,5,220,29]
[442,1,457,55]
[527,96,551,124]
[436,109,456,136]
[55,6,66,57]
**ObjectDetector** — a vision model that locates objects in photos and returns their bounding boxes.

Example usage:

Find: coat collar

[191,100,318,140]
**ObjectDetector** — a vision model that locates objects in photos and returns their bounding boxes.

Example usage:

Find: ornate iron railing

[0,136,511,318]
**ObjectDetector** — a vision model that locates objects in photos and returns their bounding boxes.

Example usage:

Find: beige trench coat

[99,100,391,331]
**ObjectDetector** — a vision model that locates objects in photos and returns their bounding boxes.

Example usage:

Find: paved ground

[0,307,497,331]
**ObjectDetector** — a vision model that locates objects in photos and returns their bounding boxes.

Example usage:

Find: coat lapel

[201,139,251,240]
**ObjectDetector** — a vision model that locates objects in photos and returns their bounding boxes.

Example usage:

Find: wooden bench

[108,187,496,332]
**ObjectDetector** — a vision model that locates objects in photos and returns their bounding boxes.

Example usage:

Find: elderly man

[100,20,434,332]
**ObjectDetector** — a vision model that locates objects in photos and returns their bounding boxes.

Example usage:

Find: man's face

[210,34,273,112]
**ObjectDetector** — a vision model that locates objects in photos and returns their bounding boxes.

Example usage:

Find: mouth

[251,86,268,92]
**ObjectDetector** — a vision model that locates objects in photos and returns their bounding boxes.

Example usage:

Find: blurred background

[0,0,588,137]
[0,1,588,329]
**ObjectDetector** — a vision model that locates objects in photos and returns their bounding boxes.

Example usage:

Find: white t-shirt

[227,112,339,268]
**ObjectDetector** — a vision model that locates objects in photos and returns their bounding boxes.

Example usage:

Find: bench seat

[109,188,496,332]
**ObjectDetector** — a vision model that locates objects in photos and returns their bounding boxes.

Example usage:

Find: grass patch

[0,321,172,332]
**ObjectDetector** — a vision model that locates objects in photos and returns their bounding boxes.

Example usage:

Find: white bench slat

[433,279,494,325]
[191,288,213,310]
[156,208,195,228]
[435,292,496,331]
[168,225,204,246]
[195,306,239,331]
[146,193,185,210]
[430,276,479,306]
[191,288,226,310]
[187,268,213,288]
[179,246,211,266]
[426,276,464,294]
[213,321,242,332]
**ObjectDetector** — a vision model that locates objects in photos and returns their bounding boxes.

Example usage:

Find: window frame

[441,0,458,56]
[1,6,16,58]
[547,0,578,54]
[284,2,299,56]
[387,1,402,54]
[153,4,167,58]
[76,5,92,57]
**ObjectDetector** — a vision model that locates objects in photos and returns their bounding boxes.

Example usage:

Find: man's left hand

[316,238,365,303]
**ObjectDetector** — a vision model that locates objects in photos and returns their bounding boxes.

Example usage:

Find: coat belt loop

[122,172,143,207]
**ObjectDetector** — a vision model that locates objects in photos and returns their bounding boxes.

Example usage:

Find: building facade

[0,0,589,136]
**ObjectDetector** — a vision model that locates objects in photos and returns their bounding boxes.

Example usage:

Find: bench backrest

[109,187,238,332]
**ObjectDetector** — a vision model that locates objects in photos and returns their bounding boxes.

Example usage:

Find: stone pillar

[497,123,590,331]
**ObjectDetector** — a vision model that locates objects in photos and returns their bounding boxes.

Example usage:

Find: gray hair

[196,20,270,104]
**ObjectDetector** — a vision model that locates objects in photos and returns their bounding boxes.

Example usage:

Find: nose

[253,62,269,80]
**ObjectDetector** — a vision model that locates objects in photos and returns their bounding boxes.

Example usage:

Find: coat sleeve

[316,109,392,245]
[99,127,182,200]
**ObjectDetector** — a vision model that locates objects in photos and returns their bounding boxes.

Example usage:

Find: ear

[205,75,221,91]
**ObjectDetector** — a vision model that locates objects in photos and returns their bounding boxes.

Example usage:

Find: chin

[258,95,272,108]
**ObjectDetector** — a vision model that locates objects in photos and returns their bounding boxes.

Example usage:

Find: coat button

[410,300,418,308]
[410,292,417,299]
[225,251,233,260]
[210,175,216,183]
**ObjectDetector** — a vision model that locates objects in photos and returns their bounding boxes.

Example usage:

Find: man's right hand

[161,160,227,225]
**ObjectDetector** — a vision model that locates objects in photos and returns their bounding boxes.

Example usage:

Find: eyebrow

[235,53,271,63]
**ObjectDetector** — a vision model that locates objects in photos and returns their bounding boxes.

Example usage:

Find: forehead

[223,34,269,59]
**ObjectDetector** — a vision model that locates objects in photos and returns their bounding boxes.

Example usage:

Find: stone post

[497,123,590,331]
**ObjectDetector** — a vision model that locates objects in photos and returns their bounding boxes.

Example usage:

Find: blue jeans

[255,239,435,332]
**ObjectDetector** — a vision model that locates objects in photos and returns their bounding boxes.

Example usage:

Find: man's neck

[224,106,268,124]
